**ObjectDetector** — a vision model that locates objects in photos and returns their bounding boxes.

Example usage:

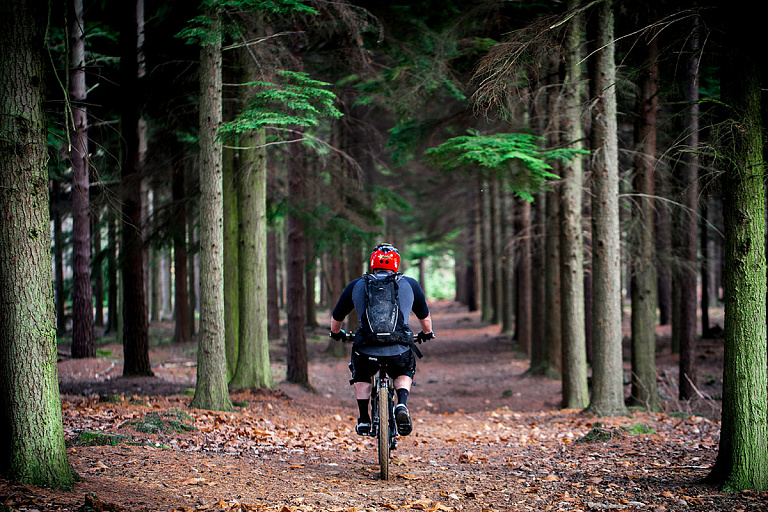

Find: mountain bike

[342,332,430,480]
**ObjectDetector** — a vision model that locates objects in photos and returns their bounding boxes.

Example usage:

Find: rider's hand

[330,329,346,341]
[417,331,435,343]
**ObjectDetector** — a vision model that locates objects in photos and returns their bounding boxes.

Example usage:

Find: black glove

[416,331,435,343]
[330,329,346,341]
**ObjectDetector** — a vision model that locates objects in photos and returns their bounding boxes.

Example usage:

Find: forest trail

[2,302,766,512]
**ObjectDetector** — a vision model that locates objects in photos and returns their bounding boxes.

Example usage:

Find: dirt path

[2,302,766,512]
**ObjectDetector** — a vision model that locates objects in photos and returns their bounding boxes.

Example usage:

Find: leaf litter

[1,302,767,511]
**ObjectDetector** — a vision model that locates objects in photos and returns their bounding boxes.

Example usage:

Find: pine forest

[0,0,766,510]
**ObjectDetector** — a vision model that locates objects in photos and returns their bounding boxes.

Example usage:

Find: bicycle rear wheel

[377,385,390,480]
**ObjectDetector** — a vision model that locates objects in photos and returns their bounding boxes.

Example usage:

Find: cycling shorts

[349,349,416,383]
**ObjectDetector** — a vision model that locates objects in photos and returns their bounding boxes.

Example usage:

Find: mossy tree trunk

[223,55,239,380]
[707,5,767,491]
[230,119,274,389]
[0,0,74,488]
[191,10,232,411]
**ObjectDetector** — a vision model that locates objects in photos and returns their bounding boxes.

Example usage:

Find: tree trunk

[306,238,318,328]
[464,192,479,312]
[106,209,118,333]
[0,0,74,486]
[69,0,94,358]
[150,192,162,323]
[172,142,190,343]
[52,179,67,336]
[490,177,503,324]
[267,228,281,339]
[707,6,768,490]
[480,179,493,323]
[286,135,309,386]
[530,190,547,374]
[188,215,198,337]
[223,56,239,379]
[516,198,532,355]
[191,11,232,411]
[700,199,710,337]
[586,0,626,416]
[678,14,700,400]
[544,57,562,378]
[655,172,672,326]
[93,210,104,327]
[119,0,151,376]
[559,0,588,409]
[501,186,514,336]
[629,17,660,411]
[230,124,274,389]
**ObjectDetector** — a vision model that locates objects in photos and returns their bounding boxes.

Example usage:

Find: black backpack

[360,272,410,345]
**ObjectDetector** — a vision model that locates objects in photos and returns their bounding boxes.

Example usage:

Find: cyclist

[329,243,435,437]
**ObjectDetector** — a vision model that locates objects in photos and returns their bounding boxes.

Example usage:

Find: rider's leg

[393,375,413,435]
[393,376,412,405]
[354,381,372,418]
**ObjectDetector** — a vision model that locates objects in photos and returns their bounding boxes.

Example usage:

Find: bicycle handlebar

[330,330,434,344]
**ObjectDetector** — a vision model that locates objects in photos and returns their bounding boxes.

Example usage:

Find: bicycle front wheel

[377,385,390,480]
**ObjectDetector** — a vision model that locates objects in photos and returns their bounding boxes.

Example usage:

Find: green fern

[220,70,341,138]
[177,0,317,45]
[425,130,586,201]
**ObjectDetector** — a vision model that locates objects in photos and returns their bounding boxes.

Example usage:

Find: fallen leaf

[181,477,206,486]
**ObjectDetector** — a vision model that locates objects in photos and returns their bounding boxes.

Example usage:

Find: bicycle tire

[377,385,390,480]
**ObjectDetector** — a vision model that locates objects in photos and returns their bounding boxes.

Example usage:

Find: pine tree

[707,3,767,491]
[191,5,233,411]
[586,0,626,417]
[69,0,95,358]
[0,0,74,488]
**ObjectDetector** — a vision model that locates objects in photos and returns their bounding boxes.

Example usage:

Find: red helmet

[370,243,400,272]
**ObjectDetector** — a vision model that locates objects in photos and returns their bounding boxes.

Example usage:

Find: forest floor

[3,301,767,512]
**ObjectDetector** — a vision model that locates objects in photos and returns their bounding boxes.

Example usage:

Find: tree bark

[655,173,672,326]
[172,142,190,343]
[629,17,660,411]
[93,210,104,327]
[480,179,493,322]
[530,190,547,375]
[559,0,588,409]
[69,0,94,358]
[119,0,151,376]
[106,209,118,333]
[707,5,768,490]
[678,14,700,400]
[286,134,309,386]
[700,199,710,337]
[191,11,232,411]
[0,0,74,487]
[230,123,274,389]
[188,215,198,337]
[150,192,162,323]
[52,179,67,336]
[223,56,239,379]
[516,198,532,355]
[267,228,281,339]
[586,0,626,416]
